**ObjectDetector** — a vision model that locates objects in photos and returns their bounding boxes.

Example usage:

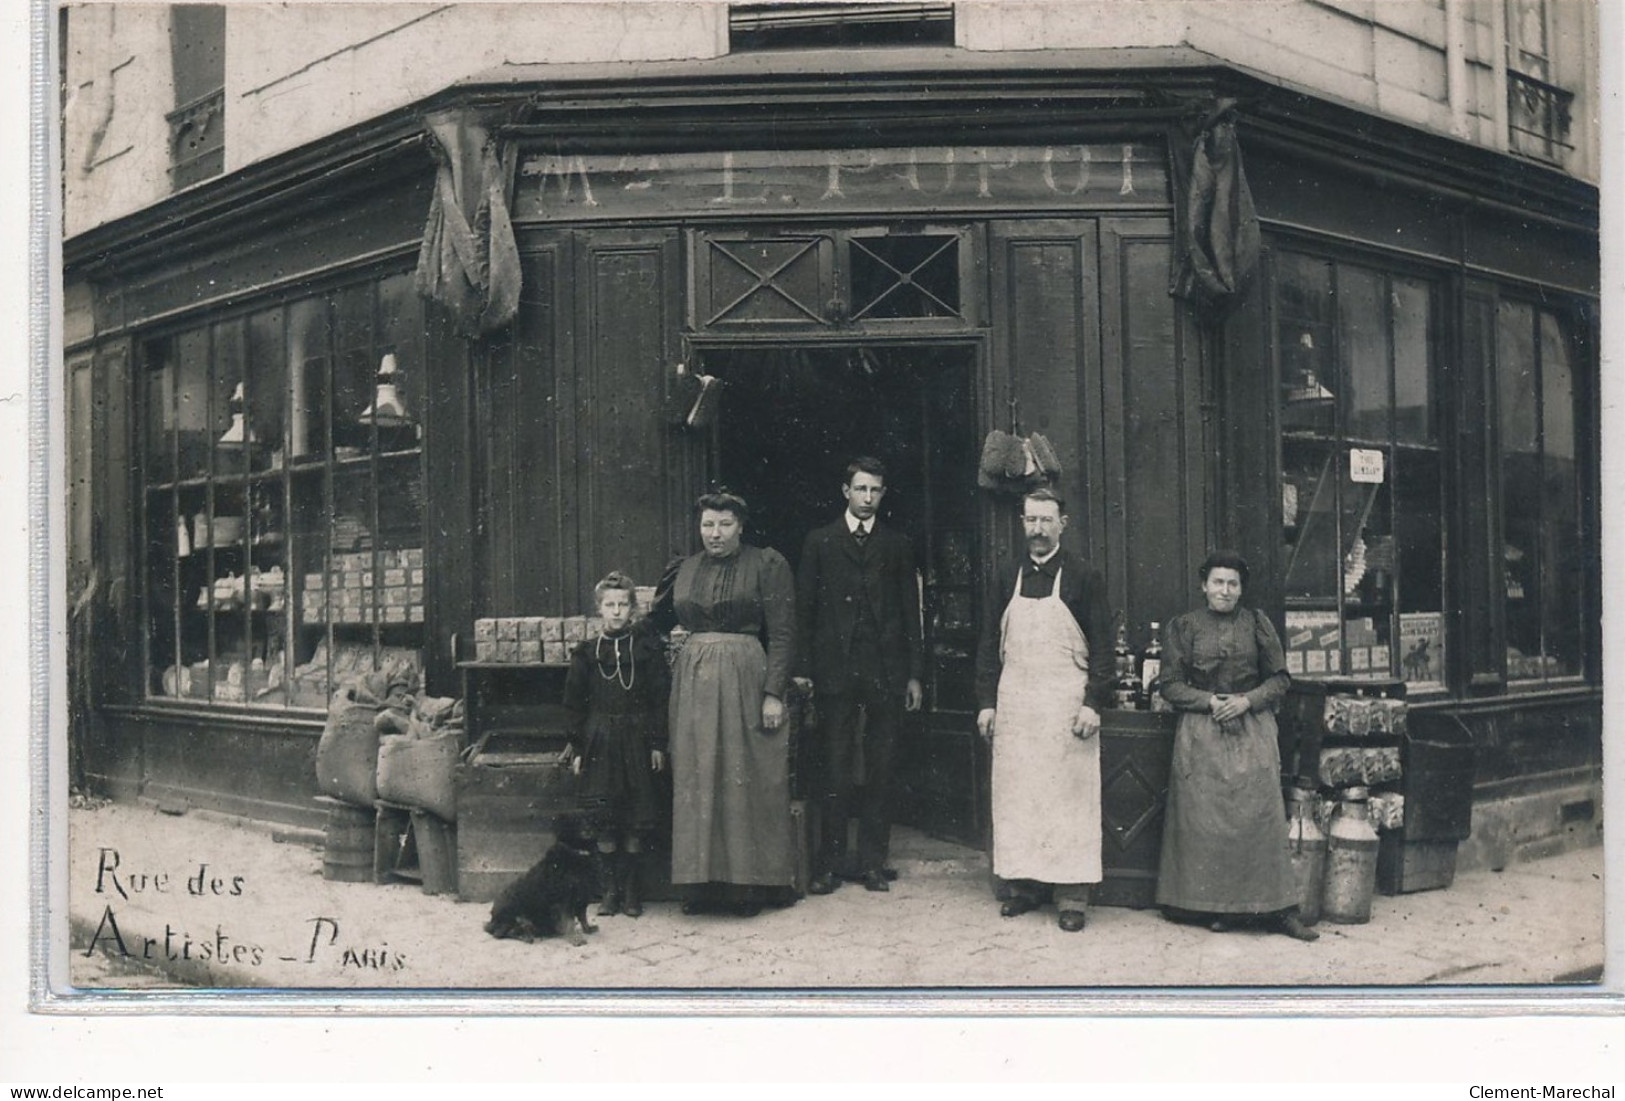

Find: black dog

[484,814,602,946]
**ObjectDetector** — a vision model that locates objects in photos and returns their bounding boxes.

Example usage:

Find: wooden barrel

[322,799,376,883]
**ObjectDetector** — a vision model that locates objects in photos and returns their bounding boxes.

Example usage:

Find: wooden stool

[374,799,457,896]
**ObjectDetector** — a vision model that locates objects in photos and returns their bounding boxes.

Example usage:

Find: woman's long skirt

[667,632,793,886]
[1155,709,1296,914]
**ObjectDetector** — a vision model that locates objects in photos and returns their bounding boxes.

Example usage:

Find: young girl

[560,572,670,917]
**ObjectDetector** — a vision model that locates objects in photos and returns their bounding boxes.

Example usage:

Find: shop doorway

[695,342,986,844]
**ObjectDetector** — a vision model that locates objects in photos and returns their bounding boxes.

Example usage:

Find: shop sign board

[514,143,1168,221]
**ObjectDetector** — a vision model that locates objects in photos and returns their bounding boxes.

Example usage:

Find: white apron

[991,566,1103,884]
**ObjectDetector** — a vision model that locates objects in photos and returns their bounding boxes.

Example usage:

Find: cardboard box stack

[302,548,425,625]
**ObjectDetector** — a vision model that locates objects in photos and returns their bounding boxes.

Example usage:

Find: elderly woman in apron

[974,488,1114,932]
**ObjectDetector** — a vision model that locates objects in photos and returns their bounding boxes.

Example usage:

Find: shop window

[140,270,426,710]
[1496,301,1585,683]
[1276,251,1444,690]
[168,3,225,188]
[729,3,954,51]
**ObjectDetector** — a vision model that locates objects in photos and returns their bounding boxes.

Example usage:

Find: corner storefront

[64,51,1600,881]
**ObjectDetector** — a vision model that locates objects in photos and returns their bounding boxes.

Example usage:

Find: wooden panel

[989,220,1099,577]
[484,246,557,613]
[93,342,142,702]
[1099,219,1203,639]
[1249,146,1456,263]
[133,713,326,828]
[113,174,434,331]
[421,304,475,696]
[1095,710,1178,908]
[1215,254,1283,618]
[578,229,681,599]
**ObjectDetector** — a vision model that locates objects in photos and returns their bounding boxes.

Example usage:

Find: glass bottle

[1112,622,1141,710]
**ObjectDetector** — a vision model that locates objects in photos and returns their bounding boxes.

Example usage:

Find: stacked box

[1284,611,1341,677]
[563,616,588,642]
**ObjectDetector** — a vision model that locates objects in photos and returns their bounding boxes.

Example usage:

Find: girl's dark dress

[562,625,671,834]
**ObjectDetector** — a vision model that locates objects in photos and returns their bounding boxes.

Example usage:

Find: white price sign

[1349,448,1385,484]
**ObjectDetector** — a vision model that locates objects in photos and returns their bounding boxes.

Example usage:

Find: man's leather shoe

[1057,911,1087,933]
[807,873,838,896]
[861,869,890,893]
[839,866,899,883]
[999,896,1040,918]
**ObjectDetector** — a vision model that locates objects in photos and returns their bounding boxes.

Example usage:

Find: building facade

[63,1,1601,880]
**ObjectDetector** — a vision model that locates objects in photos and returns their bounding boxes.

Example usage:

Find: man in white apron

[974,488,1115,932]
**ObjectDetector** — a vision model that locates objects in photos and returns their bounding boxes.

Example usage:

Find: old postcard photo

[55,0,1607,997]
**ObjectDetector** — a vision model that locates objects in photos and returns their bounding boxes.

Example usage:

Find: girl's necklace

[595,633,634,690]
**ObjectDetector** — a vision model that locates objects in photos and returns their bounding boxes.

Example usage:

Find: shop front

[66,55,1599,886]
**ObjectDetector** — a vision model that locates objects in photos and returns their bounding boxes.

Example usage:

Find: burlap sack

[314,689,383,806]
[376,730,460,821]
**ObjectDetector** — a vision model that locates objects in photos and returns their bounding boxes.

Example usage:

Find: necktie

[854,523,869,546]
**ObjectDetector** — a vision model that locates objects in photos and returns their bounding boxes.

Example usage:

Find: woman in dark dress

[648,492,797,916]
[560,571,670,919]
[1155,550,1318,941]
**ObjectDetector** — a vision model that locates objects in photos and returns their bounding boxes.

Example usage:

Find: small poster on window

[1399,612,1445,685]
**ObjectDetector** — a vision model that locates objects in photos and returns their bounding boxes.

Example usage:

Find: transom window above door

[691,226,974,332]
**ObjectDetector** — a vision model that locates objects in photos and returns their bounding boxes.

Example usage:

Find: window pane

[144,341,174,485]
[1395,450,1444,688]
[1540,311,1583,677]
[850,234,962,320]
[1282,439,1340,604]
[246,306,286,472]
[288,296,329,460]
[174,328,212,480]
[1497,302,1538,455]
[1278,253,1336,435]
[211,318,247,479]
[1340,471,1392,679]
[1497,302,1542,679]
[1392,277,1434,445]
[1339,265,1390,441]
[332,283,375,455]
[146,488,181,696]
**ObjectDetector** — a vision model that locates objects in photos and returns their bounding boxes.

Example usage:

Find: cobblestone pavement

[61,801,1605,995]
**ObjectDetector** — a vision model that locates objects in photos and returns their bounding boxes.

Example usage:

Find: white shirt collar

[845,511,873,535]
[1029,545,1061,568]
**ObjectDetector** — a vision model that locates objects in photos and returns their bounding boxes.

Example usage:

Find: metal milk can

[1286,784,1328,925]
[1322,785,1380,924]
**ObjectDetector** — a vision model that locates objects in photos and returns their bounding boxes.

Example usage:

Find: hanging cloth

[415,108,522,335]
[1169,97,1261,318]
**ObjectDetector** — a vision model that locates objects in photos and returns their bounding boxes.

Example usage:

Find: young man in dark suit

[795,457,924,894]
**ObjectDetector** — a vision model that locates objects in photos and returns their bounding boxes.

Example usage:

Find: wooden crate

[455,751,579,903]
[456,749,678,904]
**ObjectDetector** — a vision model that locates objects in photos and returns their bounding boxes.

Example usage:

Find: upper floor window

[168,3,224,188]
[729,3,954,51]
[1504,0,1573,163]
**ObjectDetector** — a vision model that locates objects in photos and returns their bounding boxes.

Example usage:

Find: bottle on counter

[1140,623,1170,712]
[1112,622,1141,710]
